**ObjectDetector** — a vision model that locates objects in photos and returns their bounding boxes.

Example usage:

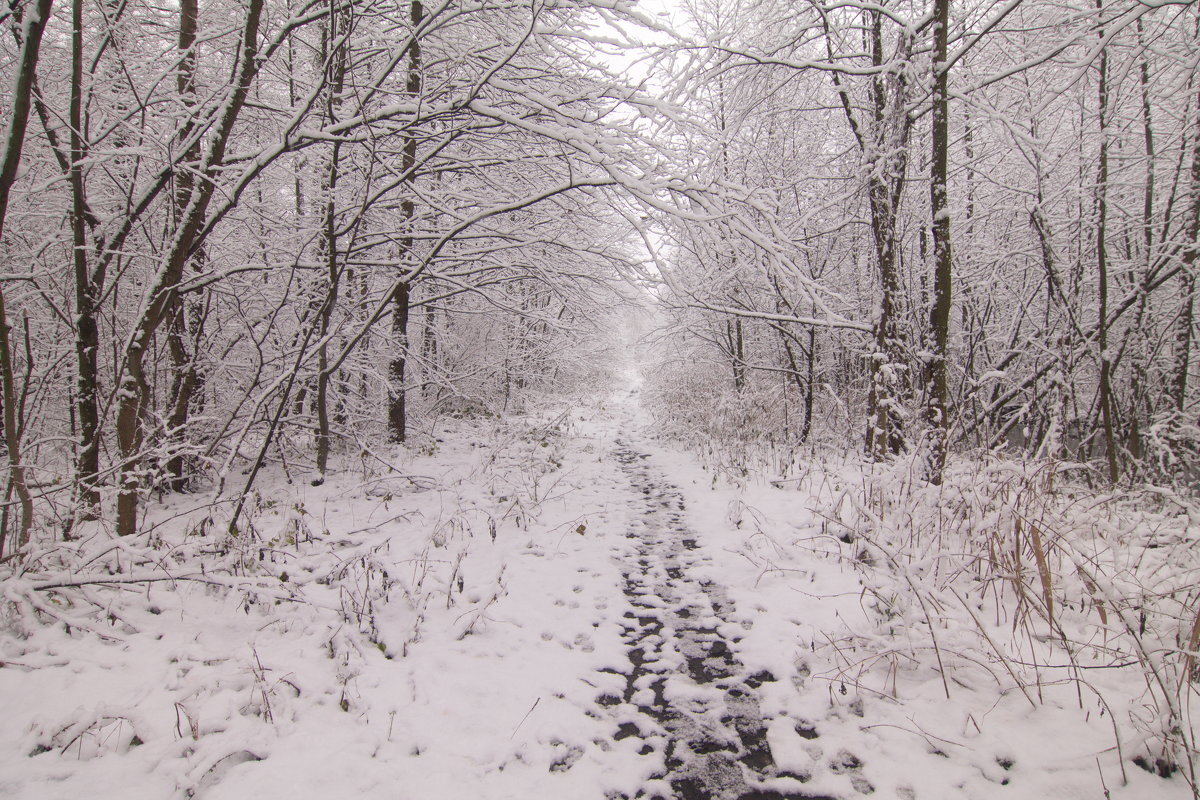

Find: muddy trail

[602,443,840,800]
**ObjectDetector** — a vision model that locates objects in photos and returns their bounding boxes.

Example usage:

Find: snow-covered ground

[0,379,1191,799]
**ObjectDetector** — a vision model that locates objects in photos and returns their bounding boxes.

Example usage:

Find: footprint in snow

[598,442,828,800]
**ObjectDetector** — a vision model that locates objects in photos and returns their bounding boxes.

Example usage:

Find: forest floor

[0,376,1191,799]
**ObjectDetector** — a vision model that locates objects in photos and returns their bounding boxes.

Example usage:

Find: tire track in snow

[602,441,835,800]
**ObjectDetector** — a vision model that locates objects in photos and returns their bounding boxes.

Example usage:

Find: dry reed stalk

[987,531,998,583]
[1028,520,1055,630]
[1011,516,1029,632]
[1077,566,1109,626]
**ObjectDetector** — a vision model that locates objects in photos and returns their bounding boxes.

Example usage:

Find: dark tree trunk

[387,0,423,444]
[421,300,438,398]
[1095,1,1119,484]
[1175,79,1200,412]
[164,0,201,492]
[69,0,103,514]
[727,317,746,391]
[924,0,952,484]
[830,8,912,460]
[804,325,816,443]
[388,281,411,442]
[0,288,33,557]
[0,0,54,555]
[315,4,349,481]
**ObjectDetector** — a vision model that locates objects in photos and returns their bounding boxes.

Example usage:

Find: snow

[1,376,1194,799]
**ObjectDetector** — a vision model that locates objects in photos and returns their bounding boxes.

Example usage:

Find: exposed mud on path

[602,442,836,800]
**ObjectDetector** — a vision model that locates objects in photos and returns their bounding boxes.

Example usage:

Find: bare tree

[925,0,953,483]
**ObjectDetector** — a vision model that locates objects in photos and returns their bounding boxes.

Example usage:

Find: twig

[510,696,540,739]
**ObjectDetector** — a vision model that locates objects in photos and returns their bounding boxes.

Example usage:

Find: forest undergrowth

[0,407,580,798]
[835,457,1199,786]
[654,399,1200,797]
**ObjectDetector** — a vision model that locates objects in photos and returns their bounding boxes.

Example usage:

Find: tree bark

[315,4,349,481]
[825,8,913,459]
[0,287,33,559]
[1095,0,1119,483]
[1174,75,1200,412]
[421,300,438,398]
[68,0,103,516]
[387,0,423,443]
[0,0,54,554]
[924,0,952,484]
[388,281,411,441]
[164,0,202,492]
[727,317,746,391]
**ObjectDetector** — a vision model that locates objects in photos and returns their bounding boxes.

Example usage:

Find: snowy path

[603,441,831,800]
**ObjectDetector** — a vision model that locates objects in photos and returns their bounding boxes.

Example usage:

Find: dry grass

[816,452,1200,797]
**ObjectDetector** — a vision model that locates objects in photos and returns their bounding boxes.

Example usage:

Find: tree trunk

[387,0,423,444]
[1175,77,1200,412]
[164,0,201,492]
[778,325,815,444]
[924,0,952,484]
[315,5,349,482]
[421,300,438,397]
[0,287,33,559]
[0,0,54,554]
[804,325,815,443]
[854,9,912,459]
[1176,277,1195,412]
[1120,18,1156,464]
[388,281,411,442]
[1095,1,1119,483]
[727,317,746,391]
[68,0,103,516]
